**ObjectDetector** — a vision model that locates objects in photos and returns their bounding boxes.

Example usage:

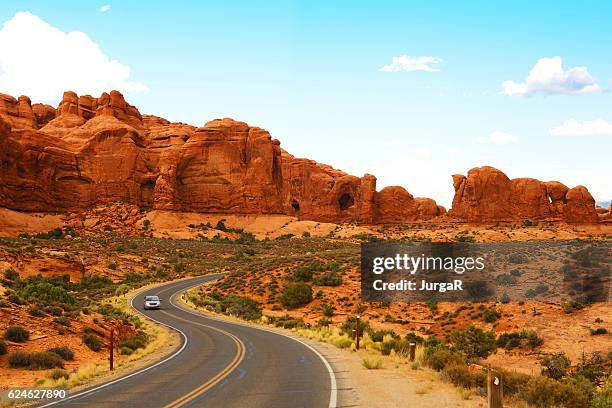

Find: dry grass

[361,357,383,369]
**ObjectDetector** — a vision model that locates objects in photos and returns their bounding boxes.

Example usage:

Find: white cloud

[379,55,441,72]
[478,131,518,145]
[549,119,612,137]
[0,11,147,102]
[501,56,601,96]
[99,5,111,12]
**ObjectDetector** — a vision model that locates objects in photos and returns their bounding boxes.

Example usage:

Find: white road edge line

[36,279,207,408]
[171,291,338,408]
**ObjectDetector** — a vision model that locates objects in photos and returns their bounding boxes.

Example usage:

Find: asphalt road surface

[37,275,335,408]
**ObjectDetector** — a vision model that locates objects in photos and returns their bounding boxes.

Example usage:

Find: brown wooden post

[109,328,114,371]
[487,369,503,408]
[355,315,360,350]
[409,342,416,361]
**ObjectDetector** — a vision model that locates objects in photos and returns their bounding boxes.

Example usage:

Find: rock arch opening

[338,193,354,210]
[291,200,300,212]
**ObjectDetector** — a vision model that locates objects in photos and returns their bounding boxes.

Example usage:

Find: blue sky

[1,1,610,206]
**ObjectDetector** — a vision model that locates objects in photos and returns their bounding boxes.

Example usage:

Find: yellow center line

[159,311,246,408]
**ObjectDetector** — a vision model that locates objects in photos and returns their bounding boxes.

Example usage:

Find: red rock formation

[449,166,599,224]
[0,90,444,224]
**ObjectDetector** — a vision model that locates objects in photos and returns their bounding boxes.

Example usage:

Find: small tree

[450,325,496,360]
[279,283,313,309]
[540,352,571,380]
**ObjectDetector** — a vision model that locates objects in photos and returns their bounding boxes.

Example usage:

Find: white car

[144,295,161,310]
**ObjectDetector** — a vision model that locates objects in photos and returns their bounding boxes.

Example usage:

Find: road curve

[38,275,335,408]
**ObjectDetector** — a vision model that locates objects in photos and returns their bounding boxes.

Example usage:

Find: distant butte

[0,90,602,224]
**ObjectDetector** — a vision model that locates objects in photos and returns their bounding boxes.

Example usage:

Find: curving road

[38,275,336,408]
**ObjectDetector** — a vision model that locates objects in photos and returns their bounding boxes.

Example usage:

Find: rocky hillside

[0,90,604,224]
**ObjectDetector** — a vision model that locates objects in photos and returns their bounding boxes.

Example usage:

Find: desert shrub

[482,308,501,323]
[590,327,607,335]
[591,383,612,408]
[3,268,19,281]
[515,374,592,408]
[0,340,6,355]
[341,317,371,337]
[465,280,493,299]
[107,261,117,270]
[28,305,46,317]
[9,351,63,370]
[82,333,103,351]
[8,351,32,367]
[333,337,353,349]
[292,267,314,282]
[362,357,383,369]
[508,253,527,264]
[381,338,412,356]
[119,331,149,351]
[50,369,70,380]
[47,346,74,361]
[272,314,305,329]
[451,325,496,360]
[317,317,332,327]
[405,332,425,344]
[18,283,75,305]
[321,303,335,317]
[526,283,549,298]
[53,316,71,326]
[576,351,608,385]
[29,352,64,370]
[120,346,134,355]
[369,329,399,342]
[221,296,262,321]
[313,271,342,286]
[4,325,30,343]
[497,332,521,350]
[279,282,312,309]
[495,273,517,285]
[8,293,25,305]
[441,362,486,389]
[522,329,544,347]
[423,344,464,371]
[540,352,571,380]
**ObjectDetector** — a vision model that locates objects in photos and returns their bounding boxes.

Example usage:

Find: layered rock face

[449,166,598,223]
[0,90,443,223]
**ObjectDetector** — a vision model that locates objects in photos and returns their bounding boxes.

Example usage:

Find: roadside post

[487,369,503,408]
[355,315,360,350]
[409,342,416,361]
[110,328,114,371]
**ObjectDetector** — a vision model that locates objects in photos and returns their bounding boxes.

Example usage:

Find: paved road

[38,275,335,408]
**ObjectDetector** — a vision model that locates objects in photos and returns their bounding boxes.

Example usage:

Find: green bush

[271,314,305,329]
[18,283,75,305]
[381,338,412,356]
[279,282,313,309]
[540,353,571,380]
[441,362,486,389]
[50,369,70,380]
[119,331,149,351]
[423,344,464,371]
[82,333,103,351]
[590,327,607,335]
[482,308,501,323]
[321,303,335,317]
[47,346,74,361]
[53,316,71,327]
[450,325,496,360]
[4,325,30,343]
[223,296,262,321]
[313,271,342,286]
[369,329,399,342]
[28,305,46,317]
[0,340,7,355]
[591,384,612,408]
[29,352,65,370]
[3,268,19,281]
[9,351,64,370]
[317,317,332,327]
[341,317,371,337]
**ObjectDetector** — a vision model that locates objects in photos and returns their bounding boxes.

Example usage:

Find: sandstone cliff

[448,166,598,223]
[0,90,443,224]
